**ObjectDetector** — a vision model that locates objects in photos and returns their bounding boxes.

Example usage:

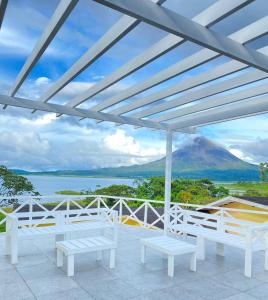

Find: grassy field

[221,182,268,196]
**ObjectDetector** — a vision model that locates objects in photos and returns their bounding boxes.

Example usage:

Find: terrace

[1,195,268,299]
[0,0,268,299]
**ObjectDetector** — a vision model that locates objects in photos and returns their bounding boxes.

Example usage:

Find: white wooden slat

[147,69,268,123]
[37,0,165,107]
[0,94,171,131]
[9,0,78,97]
[169,93,268,130]
[161,81,268,123]
[95,0,268,71]
[66,0,250,109]
[96,18,268,120]
[0,0,7,29]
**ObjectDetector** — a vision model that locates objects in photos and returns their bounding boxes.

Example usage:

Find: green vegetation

[57,177,229,205]
[223,181,268,197]
[0,165,39,207]
[259,163,268,182]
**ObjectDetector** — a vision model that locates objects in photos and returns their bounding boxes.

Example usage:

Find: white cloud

[35,77,51,86]
[0,113,165,170]
[104,129,165,164]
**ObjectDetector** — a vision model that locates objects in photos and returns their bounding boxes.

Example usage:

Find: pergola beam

[95,15,268,117]
[37,0,165,107]
[8,0,79,98]
[165,81,268,123]
[94,0,268,73]
[0,0,7,29]
[66,0,251,109]
[141,69,268,123]
[170,94,268,130]
[0,94,172,131]
[38,15,139,104]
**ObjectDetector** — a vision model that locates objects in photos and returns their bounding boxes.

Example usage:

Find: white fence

[0,195,268,230]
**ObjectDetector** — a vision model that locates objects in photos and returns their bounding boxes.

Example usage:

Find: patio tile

[26,274,78,297]
[16,261,64,281]
[131,287,204,300]
[74,266,118,285]
[82,278,141,300]
[123,269,174,293]
[0,267,24,284]
[0,281,34,300]
[222,293,259,300]
[212,269,263,291]
[0,225,267,300]
[0,255,14,270]
[36,287,93,300]
[181,277,238,300]
[16,253,51,268]
[246,283,268,300]
[254,270,268,283]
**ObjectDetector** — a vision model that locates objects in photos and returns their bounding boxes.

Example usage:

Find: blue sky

[0,0,267,171]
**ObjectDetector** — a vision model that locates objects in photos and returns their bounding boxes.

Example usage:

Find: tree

[0,166,39,206]
[259,163,268,182]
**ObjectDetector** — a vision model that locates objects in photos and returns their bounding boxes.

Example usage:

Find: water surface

[25,175,135,195]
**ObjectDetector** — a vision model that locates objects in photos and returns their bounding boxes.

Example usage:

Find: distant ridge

[11,137,259,181]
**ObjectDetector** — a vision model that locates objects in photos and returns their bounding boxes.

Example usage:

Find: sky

[0,0,267,171]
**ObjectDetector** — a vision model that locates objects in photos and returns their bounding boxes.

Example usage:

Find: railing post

[144,201,148,228]
[66,198,70,224]
[119,198,123,224]
[97,196,101,215]
[29,197,33,227]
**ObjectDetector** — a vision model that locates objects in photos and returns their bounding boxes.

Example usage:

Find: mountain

[11,136,259,181]
[84,137,259,181]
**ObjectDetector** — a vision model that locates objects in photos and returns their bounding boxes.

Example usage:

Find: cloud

[0,113,165,170]
[229,138,268,164]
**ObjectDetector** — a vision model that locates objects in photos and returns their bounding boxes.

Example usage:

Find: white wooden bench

[56,236,116,276]
[5,208,118,264]
[140,236,196,277]
[169,205,268,278]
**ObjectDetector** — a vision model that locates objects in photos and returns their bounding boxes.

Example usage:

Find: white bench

[56,236,116,276]
[141,236,197,277]
[169,205,268,278]
[5,208,118,264]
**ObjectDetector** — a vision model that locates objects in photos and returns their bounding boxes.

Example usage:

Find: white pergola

[0,0,268,230]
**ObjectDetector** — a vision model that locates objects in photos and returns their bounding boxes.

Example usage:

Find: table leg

[168,255,174,277]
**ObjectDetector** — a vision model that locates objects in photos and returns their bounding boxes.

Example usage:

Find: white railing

[0,195,268,230]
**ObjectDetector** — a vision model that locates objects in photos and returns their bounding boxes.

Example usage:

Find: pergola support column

[164,129,173,234]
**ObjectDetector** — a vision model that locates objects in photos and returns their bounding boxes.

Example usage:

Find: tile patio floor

[0,224,268,300]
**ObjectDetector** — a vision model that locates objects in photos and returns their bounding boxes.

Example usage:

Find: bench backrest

[168,206,255,237]
[7,208,117,228]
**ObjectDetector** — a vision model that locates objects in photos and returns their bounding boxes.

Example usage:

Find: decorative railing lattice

[0,195,268,232]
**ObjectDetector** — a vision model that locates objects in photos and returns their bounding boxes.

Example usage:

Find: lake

[25,175,135,195]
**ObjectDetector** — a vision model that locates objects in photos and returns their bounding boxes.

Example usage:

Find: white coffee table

[141,235,197,277]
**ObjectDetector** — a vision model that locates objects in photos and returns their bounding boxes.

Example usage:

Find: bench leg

[244,249,252,278]
[216,243,224,257]
[96,251,102,261]
[196,236,205,260]
[168,255,174,277]
[141,245,146,264]
[5,234,11,256]
[10,235,18,264]
[265,249,268,271]
[190,252,197,272]
[67,255,74,277]
[57,249,64,267]
[109,249,115,269]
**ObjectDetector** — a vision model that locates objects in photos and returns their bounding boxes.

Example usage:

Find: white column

[164,129,173,234]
